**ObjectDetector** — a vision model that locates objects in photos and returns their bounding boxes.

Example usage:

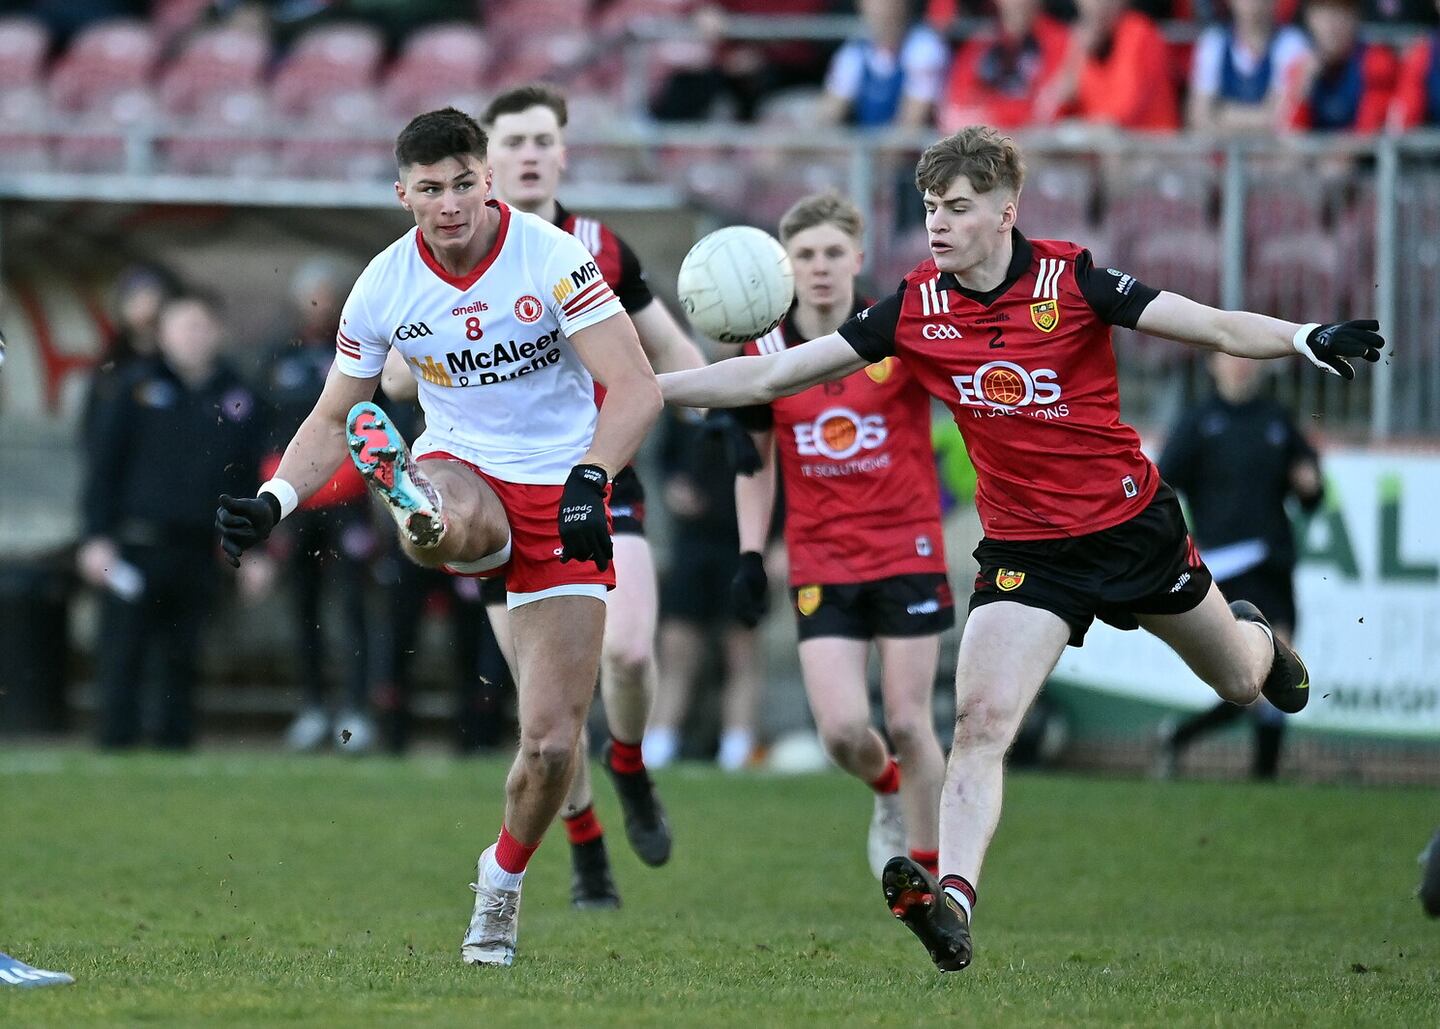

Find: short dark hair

[161,288,224,318]
[779,191,864,245]
[480,84,568,129]
[395,107,488,170]
[915,126,1025,199]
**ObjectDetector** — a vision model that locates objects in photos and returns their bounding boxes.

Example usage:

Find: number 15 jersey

[332,200,624,484]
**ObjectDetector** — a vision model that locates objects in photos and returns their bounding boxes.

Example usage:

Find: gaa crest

[996,568,1026,592]
[1029,300,1059,333]
[797,585,823,616]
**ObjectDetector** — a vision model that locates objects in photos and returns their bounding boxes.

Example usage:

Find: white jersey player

[215,107,662,968]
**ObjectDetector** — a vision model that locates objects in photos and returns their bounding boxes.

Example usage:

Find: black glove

[215,493,280,567]
[558,463,612,571]
[731,550,769,628]
[703,410,763,476]
[1294,320,1385,380]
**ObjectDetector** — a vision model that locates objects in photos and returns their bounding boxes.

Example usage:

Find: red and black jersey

[553,200,655,315]
[737,301,947,587]
[838,232,1162,542]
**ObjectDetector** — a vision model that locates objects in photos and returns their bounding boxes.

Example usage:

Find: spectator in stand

[85,265,178,435]
[938,0,1070,131]
[1033,0,1180,132]
[79,292,265,750]
[818,0,950,129]
[259,259,379,752]
[1188,0,1312,134]
[650,0,835,123]
[1284,0,1397,133]
[1390,0,1440,129]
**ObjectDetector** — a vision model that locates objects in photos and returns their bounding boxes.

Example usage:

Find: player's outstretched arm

[1135,292,1385,379]
[659,332,867,409]
[631,300,708,374]
[216,365,378,566]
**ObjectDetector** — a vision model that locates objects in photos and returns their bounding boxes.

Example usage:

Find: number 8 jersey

[333,200,624,484]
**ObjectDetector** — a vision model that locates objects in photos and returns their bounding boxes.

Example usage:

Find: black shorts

[610,465,645,537]
[792,572,955,641]
[660,538,740,626]
[1217,562,1296,634]
[969,483,1212,647]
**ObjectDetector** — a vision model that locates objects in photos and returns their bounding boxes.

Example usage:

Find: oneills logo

[1029,300,1059,333]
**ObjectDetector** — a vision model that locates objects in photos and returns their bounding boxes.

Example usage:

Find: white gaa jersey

[333,201,623,484]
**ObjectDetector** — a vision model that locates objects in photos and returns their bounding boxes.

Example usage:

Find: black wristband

[572,463,609,494]
[260,492,282,524]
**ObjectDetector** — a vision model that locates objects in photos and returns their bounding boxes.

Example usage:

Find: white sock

[643,727,679,769]
[717,729,754,771]
[480,845,524,892]
[942,885,973,922]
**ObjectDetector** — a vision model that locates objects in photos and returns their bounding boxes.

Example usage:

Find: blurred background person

[1153,353,1325,780]
[937,0,1071,132]
[77,292,266,749]
[649,0,836,123]
[260,258,379,752]
[1388,0,1440,130]
[1188,0,1312,134]
[85,264,177,433]
[1284,0,1398,134]
[1033,0,1181,132]
[818,0,950,130]
[646,410,766,771]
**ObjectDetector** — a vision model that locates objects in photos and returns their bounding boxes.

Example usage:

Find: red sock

[609,737,645,775]
[563,804,604,845]
[494,824,540,874]
[939,873,977,916]
[910,848,940,878]
[869,756,901,795]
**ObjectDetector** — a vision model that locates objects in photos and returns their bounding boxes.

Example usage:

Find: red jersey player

[731,192,949,882]
[658,126,1384,973]
[216,108,662,967]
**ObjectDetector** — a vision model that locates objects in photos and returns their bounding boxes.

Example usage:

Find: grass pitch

[3,748,1437,1027]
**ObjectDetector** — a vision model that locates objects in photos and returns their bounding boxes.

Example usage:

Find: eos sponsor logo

[922,323,963,340]
[514,295,543,323]
[451,301,490,316]
[393,322,433,341]
[794,406,887,459]
[951,361,1061,410]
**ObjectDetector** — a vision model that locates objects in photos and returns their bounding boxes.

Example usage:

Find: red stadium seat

[0,16,50,89]
[159,26,270,117]
[55,85,159,172]
[1130,227,1222,307]
[162,89,276,176]
[1249,231,1340,324]
[1105,166,1217,269]
[49,19,160,113]
[0,85,52,172]
[270,23,385,118]
[278,89,393,180]
[381,23,492,120]
[486,0,593,33]
[491,32,592,88]
[1019,162,1095,240]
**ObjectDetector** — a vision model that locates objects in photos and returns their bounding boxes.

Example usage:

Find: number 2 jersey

[332,200,624,484]
[737,301,948,587]
[838,232,1162,541]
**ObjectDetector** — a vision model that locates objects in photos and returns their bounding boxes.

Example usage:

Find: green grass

[3,749,1438,1027]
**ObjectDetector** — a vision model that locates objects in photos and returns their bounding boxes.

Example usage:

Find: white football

[677,226,794,344]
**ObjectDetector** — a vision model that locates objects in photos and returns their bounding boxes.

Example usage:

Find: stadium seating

[0,16,49,89]
[159,26,270,117]
[380,22,493,119]
[0,17,51,172]
[49,20,162,173]
[270,23,386,119]
[1130,227,1222,306]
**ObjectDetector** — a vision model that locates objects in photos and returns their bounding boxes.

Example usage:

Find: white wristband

[258,478,299,520]
[1292,322,1322,359]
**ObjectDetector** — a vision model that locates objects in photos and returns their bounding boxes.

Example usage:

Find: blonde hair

[778,191,865,246]
[914,126,1025,198]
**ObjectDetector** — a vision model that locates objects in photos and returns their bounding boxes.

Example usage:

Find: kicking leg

[1138,582,1280,706]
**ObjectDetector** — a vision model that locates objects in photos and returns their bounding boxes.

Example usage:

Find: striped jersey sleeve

[543,230,625,335]
[334,268,390,378]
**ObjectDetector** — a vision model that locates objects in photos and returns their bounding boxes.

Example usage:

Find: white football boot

[461,857,522,967]
[867,792,906,880]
